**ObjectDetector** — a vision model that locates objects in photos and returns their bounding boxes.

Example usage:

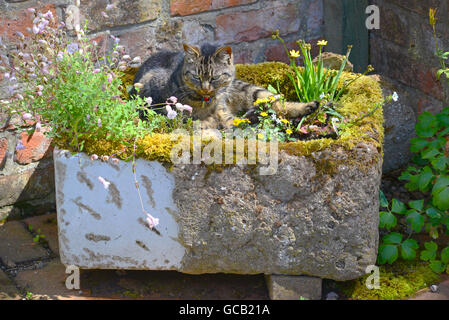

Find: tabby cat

[130,43,319,129]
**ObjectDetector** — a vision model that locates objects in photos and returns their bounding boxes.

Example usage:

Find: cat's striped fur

[131,43,319,129]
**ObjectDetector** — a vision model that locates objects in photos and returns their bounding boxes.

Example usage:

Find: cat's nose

[202,81,211,91]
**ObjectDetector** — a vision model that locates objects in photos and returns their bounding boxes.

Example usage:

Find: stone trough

[54,65,385,299]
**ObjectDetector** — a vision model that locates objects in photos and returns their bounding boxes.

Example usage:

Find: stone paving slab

[0,269,21,300]
[23,213,59,256]
[410,276,449,300]
[0,221,50,267]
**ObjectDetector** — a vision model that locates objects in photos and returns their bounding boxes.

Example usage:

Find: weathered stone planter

[55,67,384,284]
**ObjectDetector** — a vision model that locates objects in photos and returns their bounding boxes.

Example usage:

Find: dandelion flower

[260,112,268,117]
[286,129,293,135]
[281,119,289,125]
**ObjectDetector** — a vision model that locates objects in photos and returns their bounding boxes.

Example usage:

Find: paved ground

[0,212,448,300]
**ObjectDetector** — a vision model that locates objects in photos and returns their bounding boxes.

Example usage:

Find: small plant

[28,224,46,244]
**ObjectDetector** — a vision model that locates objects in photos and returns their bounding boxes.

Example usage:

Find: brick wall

[0,0,324,219]
[370,0,449,115]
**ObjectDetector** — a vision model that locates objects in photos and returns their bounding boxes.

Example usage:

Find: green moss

[339,261,441,300]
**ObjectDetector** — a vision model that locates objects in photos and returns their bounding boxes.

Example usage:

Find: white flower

[106,3,117,11]
[392,91,399,102]
[320,92,326,99]
[145,97,153,106]
[98,176,110,189]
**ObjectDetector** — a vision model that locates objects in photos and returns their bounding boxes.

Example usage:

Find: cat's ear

[214,46,233,64]
[183,44,201,58]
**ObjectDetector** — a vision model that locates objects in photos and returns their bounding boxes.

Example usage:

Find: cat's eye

[192,75,200,80]
[211,75,220,81]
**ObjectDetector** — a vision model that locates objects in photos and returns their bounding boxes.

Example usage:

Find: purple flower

[43,10,53,20]
[101,11,109,18]
[146,213,159,229]
[3,72,10,79]
[16,140,26,151]
[107,74,113,84]
[97,118,102,127]
[166,105,177,120]
[35,122,42,132]
[106,3,117,11]
[93,68,101,74]
[66,42,79,54]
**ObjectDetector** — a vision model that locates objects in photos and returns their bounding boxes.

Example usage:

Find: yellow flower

[281,119,289,125]
[257,133,265,140]
[233,118,242,126]
[317,40,328,46]
[269,96,276,102]
[289,50,300,58]
[260,112,268,117]
[242,118,251,124]
[254,98,270,106]
[286,129,293,135]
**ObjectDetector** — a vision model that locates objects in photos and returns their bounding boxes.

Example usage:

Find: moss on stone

[56,62,384,169]
[339,261,441,300]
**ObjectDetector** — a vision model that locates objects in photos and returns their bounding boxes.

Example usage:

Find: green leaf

[408,200,424,212]
[421,241,438,261]
[28,224,33,231]
[431,156,449,171]
[426,207,441,219]
[382,232,402,244]
[378,244,399,265]
[429,260,445,273]
[401,239,418,260]
[379,190,389,208]
[391,199,407,214]
[415,112,438,138]
[441,247,449,264]
[410,138,429,153]
[380,211,397,229]
[432,176,449,211]
[418,167,435,192]
[406,210,425,232]
[267,84,278,95]
[421,148,440,160]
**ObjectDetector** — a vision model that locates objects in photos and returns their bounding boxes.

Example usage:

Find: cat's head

[181,43,235,98]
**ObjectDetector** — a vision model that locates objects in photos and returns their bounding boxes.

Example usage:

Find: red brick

[15,129,53,165]
[0,4,56,41]
[170,0,257,16]
[0,138,7,168]
[216,3,300,44]
[265,39,321,65]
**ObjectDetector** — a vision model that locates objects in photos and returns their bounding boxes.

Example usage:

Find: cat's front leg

[272,100,320,118]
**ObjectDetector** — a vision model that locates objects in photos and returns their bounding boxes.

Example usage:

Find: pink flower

[35,122,42,132]
[167,96,177,104]
[146,213,159,229]
[98,176,110,189]
[107,74,113,84]
[22,113,32,121]
[90,154,99,161]
[93,68,101,74]
[97,118,102,127]
[27,8,36,13]
[299,126,308,134]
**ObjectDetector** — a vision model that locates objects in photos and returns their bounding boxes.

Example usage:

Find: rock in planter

[54,66,384,282]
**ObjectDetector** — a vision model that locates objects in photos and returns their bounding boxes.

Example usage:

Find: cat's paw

[287,101,320,118]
